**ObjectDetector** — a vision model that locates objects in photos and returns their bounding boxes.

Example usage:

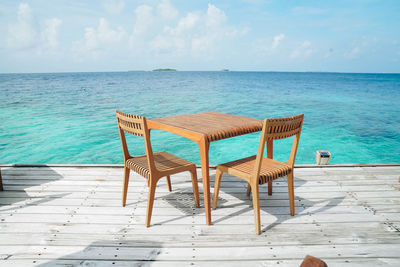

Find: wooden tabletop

[149,112,263,143]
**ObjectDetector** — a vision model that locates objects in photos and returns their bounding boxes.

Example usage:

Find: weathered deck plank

[1,166,400,266]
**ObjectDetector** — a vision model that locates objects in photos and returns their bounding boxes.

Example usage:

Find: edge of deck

[0,163,399,168]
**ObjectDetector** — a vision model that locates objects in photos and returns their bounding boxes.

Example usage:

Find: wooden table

[147,112,263,225]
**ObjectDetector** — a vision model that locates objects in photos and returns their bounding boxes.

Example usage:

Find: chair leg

[251,183,261,235]
[146,178,157,227]
[287,172,295,216]
[190,169,200,208]
[122,166,130,207]
[268,180,272,195]
[212,169,223,209]
[246,183,251,196]
[166,175,172,192]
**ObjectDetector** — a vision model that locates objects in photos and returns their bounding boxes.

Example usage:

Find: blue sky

[0,0,399,73]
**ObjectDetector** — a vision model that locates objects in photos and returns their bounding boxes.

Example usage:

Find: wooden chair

[116,110,200,227]
[212,114,304,234]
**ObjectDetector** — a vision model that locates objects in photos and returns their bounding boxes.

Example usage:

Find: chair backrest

[253,114,304,178]
[115,110,146,137]
[115,110,156,172]
[264,114,304,141]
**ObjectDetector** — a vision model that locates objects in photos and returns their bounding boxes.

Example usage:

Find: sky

[0,0,399,73]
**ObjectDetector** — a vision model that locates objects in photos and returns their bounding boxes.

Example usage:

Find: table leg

[267,140,273,195]
[199,138,211,225]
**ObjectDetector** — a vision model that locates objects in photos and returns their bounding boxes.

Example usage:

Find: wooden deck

[0,166,399,266]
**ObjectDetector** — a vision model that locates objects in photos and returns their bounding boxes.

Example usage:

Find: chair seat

[218,155,292,184]
[126,151,194,179]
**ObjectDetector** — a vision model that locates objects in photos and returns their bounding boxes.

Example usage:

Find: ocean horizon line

[1,70,400,75]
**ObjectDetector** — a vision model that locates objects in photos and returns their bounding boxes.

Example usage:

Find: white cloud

[133,5,154,35]
[102,0,125,15]
[205,4,226,28]
[272,34,285,49]
[86,18,125,49]
[7,3,38,49]
[157,0,178,20]
[83,27,97,51]
[189,4,231,54]
[149,10,199,54]
[69,2,245,64]
[97,18,125,43]
[150,35,185,53]
[42,18,62,48]
[129,5,156,51]
[73,18,126,59]
[140,3,241,58]
[291,41,313,58]
[191,35,212,53]
[7,3,62,53]
[165,12,200,35]
[252,33,285,55]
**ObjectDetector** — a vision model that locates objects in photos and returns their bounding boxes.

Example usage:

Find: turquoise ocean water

[0,71,399,165]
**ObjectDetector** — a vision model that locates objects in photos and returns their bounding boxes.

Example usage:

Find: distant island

[220,69,229,72]
[152,68,177,72]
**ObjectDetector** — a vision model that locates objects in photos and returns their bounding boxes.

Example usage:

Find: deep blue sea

[0,71,399,165]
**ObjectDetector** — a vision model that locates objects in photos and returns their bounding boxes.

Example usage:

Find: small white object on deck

[316,150,331,165]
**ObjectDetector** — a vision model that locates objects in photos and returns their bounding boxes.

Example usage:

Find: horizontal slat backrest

[265,114,304,140]
[115,110,145,137]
